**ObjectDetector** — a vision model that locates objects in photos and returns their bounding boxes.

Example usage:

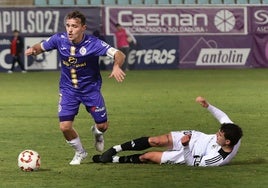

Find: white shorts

[160,131,191,164]
[161,150,185,164]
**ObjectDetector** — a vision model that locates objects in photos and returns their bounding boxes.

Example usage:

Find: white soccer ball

[18,150,41,172]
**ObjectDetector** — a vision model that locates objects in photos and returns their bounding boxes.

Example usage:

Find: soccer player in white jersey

[93,96,243,167]
[25,11,126,165]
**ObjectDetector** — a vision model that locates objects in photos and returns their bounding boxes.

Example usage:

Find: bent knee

[148,134,171,147]
[96,122,108,132]
[148,137,162,146]
[140,152,162,164]
[59,121,73,132]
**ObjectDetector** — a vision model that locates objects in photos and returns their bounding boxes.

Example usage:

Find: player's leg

[59,92,87,165]
[160,150,185,164]
[139,151,163,163]
[97,136,150,163]
[91,122,107,152]
[97,133,173,163]
[60,120,77,141]
[115,153,145,163]
[148,134,174,148]
[94,150,184,164]
[102,151,162,164]
[59,119,88,165]
[60,120,88,165]
[84,93,107,152]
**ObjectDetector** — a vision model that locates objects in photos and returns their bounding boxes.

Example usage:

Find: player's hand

[195,96,209,108]
[109,65,126,82]
[25,47,37,56]
[181,134,191,146]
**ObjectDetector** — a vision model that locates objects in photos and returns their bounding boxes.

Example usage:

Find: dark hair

[220,123,243,146]
[115,23,121,27]
[13,29,19,33]
[65,11,86,26]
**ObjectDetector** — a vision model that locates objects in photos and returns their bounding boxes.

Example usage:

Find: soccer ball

[18,150,41,172]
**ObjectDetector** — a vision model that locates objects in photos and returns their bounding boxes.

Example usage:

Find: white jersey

[161,104,241,167]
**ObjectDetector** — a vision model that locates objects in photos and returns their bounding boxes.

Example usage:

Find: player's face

[65,18,86,44]
[216,130,229,146]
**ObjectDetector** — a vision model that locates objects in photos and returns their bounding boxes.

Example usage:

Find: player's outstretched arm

[196,96,233,124]
[109,50,126,82]
[25,43,44,56]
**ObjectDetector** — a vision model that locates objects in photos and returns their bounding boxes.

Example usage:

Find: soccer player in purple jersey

[93,96,243,167]
[25,11,126,165]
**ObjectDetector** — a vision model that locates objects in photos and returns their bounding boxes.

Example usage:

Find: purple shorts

[58,89,107,123]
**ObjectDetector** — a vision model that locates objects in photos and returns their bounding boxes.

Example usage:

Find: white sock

[66,137,85,153]
[93,125,103,135]
[113,145,122,152]
[112,156,119,163]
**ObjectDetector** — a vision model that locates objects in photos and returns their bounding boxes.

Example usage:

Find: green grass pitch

[0,69,267,188]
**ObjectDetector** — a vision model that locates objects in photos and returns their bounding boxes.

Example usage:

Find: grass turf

[0,69,267,188]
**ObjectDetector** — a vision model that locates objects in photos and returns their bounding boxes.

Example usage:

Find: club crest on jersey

[79,46,87,55]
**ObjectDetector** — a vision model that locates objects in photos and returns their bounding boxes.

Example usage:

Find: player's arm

[107,48,126,82]
[181,135,197,166]
[113,50,126,68]
[196,96,233,124]
[25,43,45,56]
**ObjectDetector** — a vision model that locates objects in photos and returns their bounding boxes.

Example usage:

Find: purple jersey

[41,33,111,122]
[41,33,111,94]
